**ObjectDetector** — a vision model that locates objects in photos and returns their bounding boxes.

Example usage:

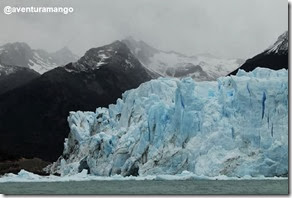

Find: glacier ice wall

[49,68,288,178]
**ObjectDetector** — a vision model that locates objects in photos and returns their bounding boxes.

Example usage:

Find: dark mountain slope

[0,41,156,162]
[229,31,288,75]
[0,64,40,94]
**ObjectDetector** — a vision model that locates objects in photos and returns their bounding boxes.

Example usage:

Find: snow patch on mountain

[148,51,242,79]
[66,41,151,73]
[266,31,288,55]
[0,42,79,74]
[123,37,244,81]
[48,68,288,178]
[0,64,19,76]
[28,51,59,74]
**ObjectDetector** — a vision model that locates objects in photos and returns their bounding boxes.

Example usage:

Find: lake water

[0,179,288,195]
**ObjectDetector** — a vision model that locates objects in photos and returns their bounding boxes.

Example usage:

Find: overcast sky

[0,0,288,59]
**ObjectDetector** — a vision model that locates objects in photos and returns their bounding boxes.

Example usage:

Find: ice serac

[49,68,288,178]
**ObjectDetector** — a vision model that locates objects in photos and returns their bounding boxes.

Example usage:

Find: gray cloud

[0,0,287,59]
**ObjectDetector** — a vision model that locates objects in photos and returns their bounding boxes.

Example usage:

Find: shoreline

[0,169,288,183]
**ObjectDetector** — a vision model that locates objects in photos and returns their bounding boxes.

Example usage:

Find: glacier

[48,68,288,178]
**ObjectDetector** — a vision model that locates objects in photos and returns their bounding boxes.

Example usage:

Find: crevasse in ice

[49,68,288,178]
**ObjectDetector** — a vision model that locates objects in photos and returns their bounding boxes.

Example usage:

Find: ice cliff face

[49,68,288,178]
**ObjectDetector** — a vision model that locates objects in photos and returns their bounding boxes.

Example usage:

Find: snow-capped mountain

[0,42,79,74]
[230,31,288,75]
[65,40,158,78]
[0,41,156,162]
[122,37,244,81]
[49,68,288,178]
[266,31,288,55]
[0,64,39,94]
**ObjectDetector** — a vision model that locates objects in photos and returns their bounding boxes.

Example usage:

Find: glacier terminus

[47,68,288,178]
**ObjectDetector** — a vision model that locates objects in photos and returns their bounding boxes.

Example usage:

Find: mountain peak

[54,46,71,54]
[0,42,33,56]
[0,42,35,68]
[122,37,159,53]
[84,40,127,55]
[266,31,288,55]
[229,31,288,75]
[50,46,79,66]
[2,42,32,51]
[0,42,79,74]
[67,40,139,72]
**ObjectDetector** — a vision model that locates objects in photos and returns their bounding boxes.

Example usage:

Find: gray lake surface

[0,179,288,195]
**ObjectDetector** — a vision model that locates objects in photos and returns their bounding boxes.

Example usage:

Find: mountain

[0,41,157,162]
[0,42,79,74]
[50,47,79,67]
[0,64,40,95]
[229,31,288,75]
[49,68,288,178]
[122,37,244,81]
